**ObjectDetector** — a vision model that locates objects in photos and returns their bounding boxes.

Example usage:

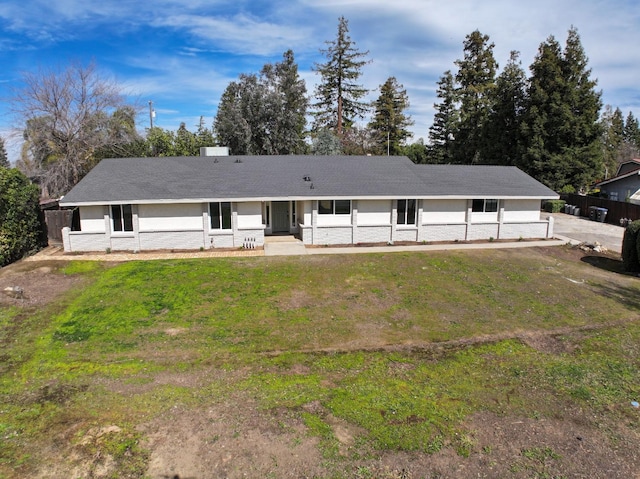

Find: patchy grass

[1,247,640,478]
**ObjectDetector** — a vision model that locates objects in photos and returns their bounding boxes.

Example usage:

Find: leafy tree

[0,137,8,168]
[12,61,135,197]
[0,167,44,266]
[428,71,459,164]
[311,129,342,155]
[312,16,371,135]
[484,51,527,166]
[453,30,498,164]
[215,51,308,155]
[520,28,602,191]
[146,119,215,157]
[402,139,429,164]
[368,77,413,155]
[340,126,375,155]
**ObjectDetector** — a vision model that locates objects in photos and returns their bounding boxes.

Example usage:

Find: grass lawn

[1,246,639,478]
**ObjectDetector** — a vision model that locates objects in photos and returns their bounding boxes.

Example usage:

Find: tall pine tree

[312,17,370,136]
[368,77,413,155]
[428,71,459,164]
[453,30,498,164]
[521,28,602,191]
[483,51,526,166]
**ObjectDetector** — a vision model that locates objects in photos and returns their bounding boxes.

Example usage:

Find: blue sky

[1,0,639,163]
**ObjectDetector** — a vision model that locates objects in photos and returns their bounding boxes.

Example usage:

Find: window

[397,199,417,225]
[112,204,133,232]
[210,202,231,229]
[291,201,296,226]
[71,208,81,232]
[318,200,351,215]
[472,199,499,213]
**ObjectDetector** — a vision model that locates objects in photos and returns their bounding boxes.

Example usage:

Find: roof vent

[310,183,314,189]
[303,175,311,182]
[234,158,242,163]
[213,158,219,163]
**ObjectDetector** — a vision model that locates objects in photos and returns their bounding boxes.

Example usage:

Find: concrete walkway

[263,236,307,256]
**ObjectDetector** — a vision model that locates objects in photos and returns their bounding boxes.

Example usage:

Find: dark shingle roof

[59,155,557,205]
[412,164,557,198]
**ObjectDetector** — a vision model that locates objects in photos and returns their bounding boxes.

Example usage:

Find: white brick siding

[139,231,204,250]
[467,223,500,241]
[355,225,392,244]
[422,224,467,242]
[500,222,549,239]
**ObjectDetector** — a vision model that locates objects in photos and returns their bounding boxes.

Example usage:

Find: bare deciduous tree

[12,61,137,197]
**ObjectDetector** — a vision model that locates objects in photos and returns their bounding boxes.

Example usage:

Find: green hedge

[622,220,640,272]
[544,200,566,213]
[0,167,44,266]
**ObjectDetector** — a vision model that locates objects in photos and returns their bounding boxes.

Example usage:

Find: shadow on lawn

[580,254,627,275]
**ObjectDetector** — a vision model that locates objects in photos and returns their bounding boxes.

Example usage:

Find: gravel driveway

[549,212,624,253]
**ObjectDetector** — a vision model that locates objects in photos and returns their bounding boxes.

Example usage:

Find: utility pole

[148,101,155,129]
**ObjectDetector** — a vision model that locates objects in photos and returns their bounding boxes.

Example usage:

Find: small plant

[489,237,495,242]
[199,246,204,251]
[105,247,111,254]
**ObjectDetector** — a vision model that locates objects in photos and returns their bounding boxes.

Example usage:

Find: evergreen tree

[312,16,370,135]
[0,137,9,168]
[215,51,308,155]
[521,28,602,191]
[368,77,413,155]
[261,50,309,154]
[599,105,625,177]
[453,30,498,164]
[428,71,459,164]
[483,51,527,166]
[623,112,640,155]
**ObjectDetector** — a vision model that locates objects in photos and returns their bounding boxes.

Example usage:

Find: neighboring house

[596,159,640,204]
[59,154,558,253]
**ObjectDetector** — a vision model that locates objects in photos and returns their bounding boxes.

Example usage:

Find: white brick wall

[110,235,138,251]
[467,223,500,241]
[313,226,353,245]
[139,231,204,250]
[234,228,265,248]
[422,224,467,242]
[500,222,549,239]
[394,228,418,242]
[65,230,110,252]
[356,225,391,244]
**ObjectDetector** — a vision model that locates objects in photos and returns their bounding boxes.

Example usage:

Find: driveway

[549,212,624,253]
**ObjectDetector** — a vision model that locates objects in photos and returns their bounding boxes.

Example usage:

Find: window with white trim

[318,200,351,215]
[397,199,417,225]
[111,204,133,232]
[472,199,499,213]
[210,202,231,229]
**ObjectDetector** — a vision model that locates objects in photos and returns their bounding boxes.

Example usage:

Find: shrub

[621,220,640,272]
[544,200,566,213]
[0,167,44,266]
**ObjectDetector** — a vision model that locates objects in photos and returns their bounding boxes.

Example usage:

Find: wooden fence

[561,194,640,226]
[44,210,73,245]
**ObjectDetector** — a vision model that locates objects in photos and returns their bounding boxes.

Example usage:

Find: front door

[272,201,290,233]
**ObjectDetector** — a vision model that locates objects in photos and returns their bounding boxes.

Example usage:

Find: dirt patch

[0,260,83,307]
[142,399,325,479]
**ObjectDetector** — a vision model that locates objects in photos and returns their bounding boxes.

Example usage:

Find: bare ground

[2,248,640,478]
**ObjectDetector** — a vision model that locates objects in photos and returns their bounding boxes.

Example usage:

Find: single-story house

[596,159,640,204]
[59,154,558,252]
